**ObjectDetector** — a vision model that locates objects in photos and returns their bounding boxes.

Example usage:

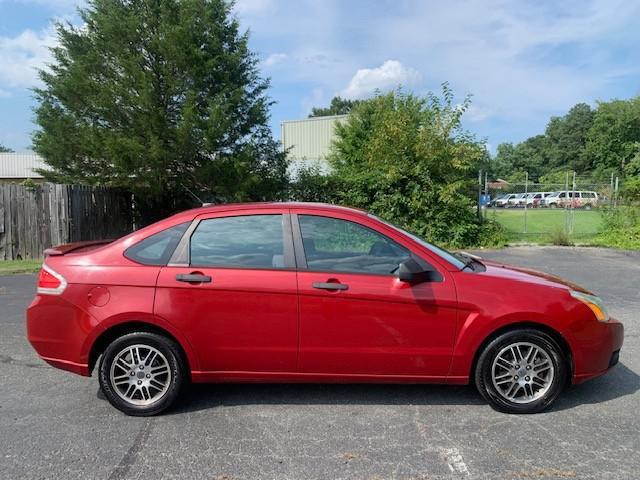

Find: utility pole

[523,171,528,234]
[478,170,483,221]
[570,171,576,235]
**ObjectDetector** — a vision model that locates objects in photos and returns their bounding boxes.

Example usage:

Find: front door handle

[176,273,212,284]
[312,281,348,291]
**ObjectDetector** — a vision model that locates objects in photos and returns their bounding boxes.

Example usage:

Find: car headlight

[570,291,609,322]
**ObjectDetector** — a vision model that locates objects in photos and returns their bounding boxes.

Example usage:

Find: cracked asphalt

[1,247,638,479]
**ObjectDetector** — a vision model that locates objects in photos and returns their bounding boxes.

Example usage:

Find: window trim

[291,213,437,279]
[168,212,296,270]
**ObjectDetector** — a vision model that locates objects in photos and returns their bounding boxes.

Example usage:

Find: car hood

[479,259,592,294]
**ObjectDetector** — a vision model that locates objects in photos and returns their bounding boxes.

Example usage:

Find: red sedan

[26,202,623,416]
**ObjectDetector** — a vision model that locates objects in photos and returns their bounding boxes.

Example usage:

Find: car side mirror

[397,258,435,284]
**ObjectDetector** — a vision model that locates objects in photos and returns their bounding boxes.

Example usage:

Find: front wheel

[98,332,186,416]
[475,329,567,414]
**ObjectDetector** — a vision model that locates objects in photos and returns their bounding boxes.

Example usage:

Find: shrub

[548,228,574,246]
[325,87,493,248]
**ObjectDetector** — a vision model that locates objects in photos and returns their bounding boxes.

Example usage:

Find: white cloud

[465,104,493,123]
[341,60,421,99]
[0,27,57,92]
[300,86,326,117]
[234,0,273,15]
[262,52,288,67]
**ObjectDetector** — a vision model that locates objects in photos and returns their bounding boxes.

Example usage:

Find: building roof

[0,153,49,178]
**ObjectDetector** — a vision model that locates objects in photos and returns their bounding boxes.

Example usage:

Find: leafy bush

[592,206,640,249]
[548,228,574,246]
[288,166,342,203]
[310,86,496,248]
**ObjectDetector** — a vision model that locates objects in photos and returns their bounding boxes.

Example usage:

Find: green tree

[326,87,495,247]
[33,0,287,221]
[545,103,594,172]
[584,97,640,177]
[309,96,361,117]
[494,135,550,182]
[0,143,13,153]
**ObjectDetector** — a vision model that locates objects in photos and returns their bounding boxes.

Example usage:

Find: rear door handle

[312,282,348,291]
[176,273,212,284]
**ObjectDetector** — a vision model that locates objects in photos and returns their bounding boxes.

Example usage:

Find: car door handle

[176,273,212,284]
[312,282,348,291]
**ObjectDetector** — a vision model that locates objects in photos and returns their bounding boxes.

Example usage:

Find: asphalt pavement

[1,246,638,479]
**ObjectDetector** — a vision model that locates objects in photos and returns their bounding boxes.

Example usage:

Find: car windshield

[368,214,466,270]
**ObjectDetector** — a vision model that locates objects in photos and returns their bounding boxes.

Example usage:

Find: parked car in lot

[27,202,623,416]
[491,193,518,208]
[507,193,527,208]
[543,191,599,209]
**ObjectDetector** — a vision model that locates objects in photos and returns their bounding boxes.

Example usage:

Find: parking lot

[1,246,638,479]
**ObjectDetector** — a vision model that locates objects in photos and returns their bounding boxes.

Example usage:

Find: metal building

[0,153,49,183]
[280,114,347,176]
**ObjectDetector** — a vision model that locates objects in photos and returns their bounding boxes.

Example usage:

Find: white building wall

[281,115,347,176]
[0,153,49,178]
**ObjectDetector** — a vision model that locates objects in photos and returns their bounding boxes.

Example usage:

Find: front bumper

[570,317,624,384]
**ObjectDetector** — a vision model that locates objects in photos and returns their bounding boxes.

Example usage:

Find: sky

[1,0,639,153]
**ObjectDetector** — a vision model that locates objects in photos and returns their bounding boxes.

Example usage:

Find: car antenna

[181,183,209,207]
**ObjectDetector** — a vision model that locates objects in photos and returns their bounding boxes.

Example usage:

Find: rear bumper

[38,356,89,376]
[26,294,93,377]
[570,317,624,384]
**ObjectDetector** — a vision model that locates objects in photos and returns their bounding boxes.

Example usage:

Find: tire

[549,203,557,209]
[474,329,567,414]
[583,204,592,210]
[98,332,187,416]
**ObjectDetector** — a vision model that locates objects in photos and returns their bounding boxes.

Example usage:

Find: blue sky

[1,0,639,152]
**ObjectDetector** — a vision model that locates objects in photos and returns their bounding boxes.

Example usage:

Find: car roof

[171,202,369,221]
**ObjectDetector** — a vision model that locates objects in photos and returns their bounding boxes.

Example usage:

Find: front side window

[298,215,411,275]
[125,222,190,266]
[190,215,285,269]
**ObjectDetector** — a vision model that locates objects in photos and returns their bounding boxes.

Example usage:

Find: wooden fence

[0,183,134,260]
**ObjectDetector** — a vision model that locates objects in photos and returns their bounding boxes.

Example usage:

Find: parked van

[526,192,554,207]
[543,191,599,209]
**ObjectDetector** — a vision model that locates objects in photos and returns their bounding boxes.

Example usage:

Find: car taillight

[37,265,67,295]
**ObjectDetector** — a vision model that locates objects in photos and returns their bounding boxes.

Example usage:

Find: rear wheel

[475,329,567,414]
[98,332,186,416]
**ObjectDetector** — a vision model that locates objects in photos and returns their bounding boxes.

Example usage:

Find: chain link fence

[478,172,624,241]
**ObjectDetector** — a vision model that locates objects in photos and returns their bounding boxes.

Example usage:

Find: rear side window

[190,215,285,269]
[125,222,190,266]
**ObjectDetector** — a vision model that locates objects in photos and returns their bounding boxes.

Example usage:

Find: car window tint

[298,215,411,275]
[125,222,190,266]
[190,215,284,269]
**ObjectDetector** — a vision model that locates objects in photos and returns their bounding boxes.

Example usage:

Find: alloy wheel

[491,341,555,404]
[109,344,172,406]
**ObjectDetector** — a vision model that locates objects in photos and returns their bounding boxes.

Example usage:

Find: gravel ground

[1,246,638,479]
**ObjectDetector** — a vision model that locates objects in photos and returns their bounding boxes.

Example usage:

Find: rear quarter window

[124,222,190,266]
